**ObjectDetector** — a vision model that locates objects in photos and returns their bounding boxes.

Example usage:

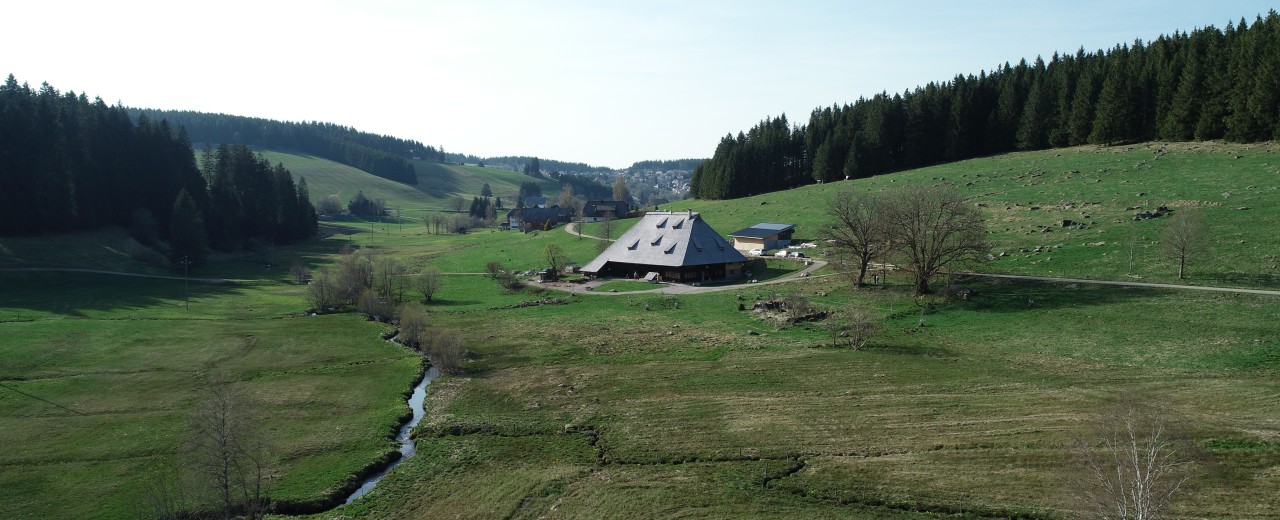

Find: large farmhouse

[582,211,748,282]
[506,206,574,232]
[728,222,796,252]
[581,200,629,222]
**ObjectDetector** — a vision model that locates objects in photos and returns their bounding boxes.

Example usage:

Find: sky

[7,1,1274,168]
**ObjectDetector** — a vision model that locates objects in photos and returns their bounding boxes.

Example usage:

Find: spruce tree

[169,189,208,267]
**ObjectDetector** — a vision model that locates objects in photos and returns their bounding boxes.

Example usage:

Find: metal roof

[582,211,747,273]
[728,222,796,238]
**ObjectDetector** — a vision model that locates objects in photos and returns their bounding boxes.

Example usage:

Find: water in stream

[343,361,439,504]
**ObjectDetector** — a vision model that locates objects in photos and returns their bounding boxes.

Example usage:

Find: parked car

[774,250,790,257]
[748,248,764,256]
[787,251,806,258]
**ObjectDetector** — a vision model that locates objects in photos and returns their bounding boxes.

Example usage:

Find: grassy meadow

[674,141,1280,289]
[2,142,1279,518]
[258,149,561,221]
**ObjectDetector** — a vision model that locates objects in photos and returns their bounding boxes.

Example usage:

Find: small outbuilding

[728,222,796,252]
[582,210,748,282]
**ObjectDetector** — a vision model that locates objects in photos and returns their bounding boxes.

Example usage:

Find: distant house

[507,206,573,232]
[581,200,629,222]
[582,211,748,282]
[728,222,796,252]
[523,196,548,208]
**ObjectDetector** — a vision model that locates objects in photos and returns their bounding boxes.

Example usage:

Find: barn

[581,211,748,282]
[727,222,796,252]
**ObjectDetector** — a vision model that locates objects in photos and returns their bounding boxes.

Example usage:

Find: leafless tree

[596,219,616,254]
[485,261,505,279]
[1071,401,1197,520]
[416,266,445,302]
[544,243,566,278]
[288,261,311,284]
[426,329,468,374]
[397,302,429,348]
[373,257,407,304]
[134,464,199,520]
[826,306,879,349]
[335,248,375,304]
[357,288,392,320]
[315,195,343,217]
[305,267,340,312]
[822,190,889,288]
[186,382,273,519]
[445,196,464,213]
[881,185,989,295]
[612,174,631,203]
[429,213,447,234]
[558,183,578,210]
[1160,209,1209,279]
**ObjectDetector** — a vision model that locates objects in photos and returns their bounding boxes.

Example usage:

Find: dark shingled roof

[582,211,746,273]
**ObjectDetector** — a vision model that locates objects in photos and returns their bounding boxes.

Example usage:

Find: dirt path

[564,222,611,241]
[950,271,1280,297]
[0,267,243,284]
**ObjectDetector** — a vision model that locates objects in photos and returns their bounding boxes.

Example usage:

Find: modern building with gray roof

[582,211,748,282]
[728,222,796,251]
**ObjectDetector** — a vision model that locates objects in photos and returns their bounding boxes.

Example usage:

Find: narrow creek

[342,360,439,504]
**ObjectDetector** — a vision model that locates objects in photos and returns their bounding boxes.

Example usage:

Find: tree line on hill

[627,158,705,171]
[481,155,601,174]
[0,76,316,266]
[133,109,443,185]
[692,12,1280,199]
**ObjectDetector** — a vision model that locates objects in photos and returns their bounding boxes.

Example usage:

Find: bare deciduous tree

[822,190,889,288]
[449,196,467,213]
[1160,209,1209,279]
[357,288,392,321]
[315,195,343,217]
[335,247,376,304]
[186,382,273,519]
[1071,401,1196,520]
[596,218,616,254]
[425,329,467,374]
[288,261,311,284]
[135,464,198,520]
[305,267,340,312]
[485,261,505,280]
[826,306,879,349]
[881,186,989,295]
[416,266,445,303]
[373,257,407,304]
[544,243,566,278]
[397,302,429,348]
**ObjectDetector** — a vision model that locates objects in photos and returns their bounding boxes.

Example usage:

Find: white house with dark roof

[727,222,796,252]
[582,211,747,282]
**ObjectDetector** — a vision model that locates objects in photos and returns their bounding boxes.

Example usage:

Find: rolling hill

[672,141,1280,289]
[255,150,562,219]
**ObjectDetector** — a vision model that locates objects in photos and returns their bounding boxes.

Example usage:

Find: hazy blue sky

[8,1,1273,168]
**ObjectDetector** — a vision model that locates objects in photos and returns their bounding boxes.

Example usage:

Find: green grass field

[673,141,1280,289]
[257,149,562,222]
[3,141,1279,518]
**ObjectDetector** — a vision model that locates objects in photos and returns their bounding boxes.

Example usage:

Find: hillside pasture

[676,142,1280,289]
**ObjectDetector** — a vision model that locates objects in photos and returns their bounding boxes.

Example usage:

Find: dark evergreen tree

[169,189,208,267]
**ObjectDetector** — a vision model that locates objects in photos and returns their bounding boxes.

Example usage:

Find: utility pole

[183,255,190,312]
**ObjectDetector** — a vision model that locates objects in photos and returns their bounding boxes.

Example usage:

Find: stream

[342,360,439,504]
